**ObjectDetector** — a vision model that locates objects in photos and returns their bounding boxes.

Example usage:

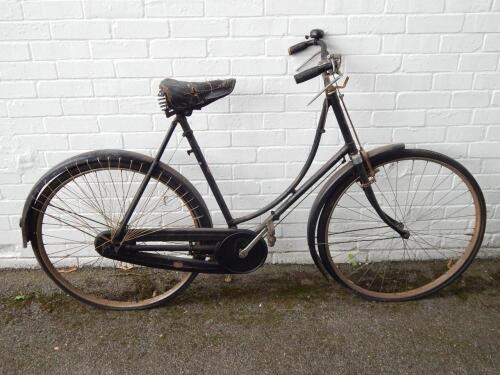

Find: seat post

[176,115,235,227]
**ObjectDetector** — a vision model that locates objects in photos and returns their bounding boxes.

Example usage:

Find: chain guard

[215,232,268,274]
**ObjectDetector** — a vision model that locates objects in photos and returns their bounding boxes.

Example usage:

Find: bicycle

[20,29,486,310]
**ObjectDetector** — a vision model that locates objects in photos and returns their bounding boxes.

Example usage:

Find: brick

[150,39,206,58]
[22,1,83,19]
[330,36,381,54]
[266,0,324,15]
[231,18,286,37]
[91,40,148,59]
[173,59,229,76]
[326,0,385,14]
[397,92,451,109]
[459,54,498,72]
[343,93,396,110]
[208,113,262,130]
[117,97,159,114]
[407,15,464,33]
[264,112,316,129]
[445,0,491,12]
[209,39,263,57]
[205,148,256,163]
[7,99,62,117]
[469,143,500,158]
[62,98,118,115]
[83,0,143,18]
[440,34,483,53]
[233,163,284,179]
[0,81,36,99]
[257,146,309,162]
[171,19,228,38]
[289,16,347,36]
[232,130,284,146]
[31,41,90,60]
[393,127,446,143]
[372,110,426,127]
[427,109,471,126]
[474,73,500,90]
[446,126,485,142]
[37,80,93,98]
[0,1,23,20]
[451,91,490,108]
[45,116,99,133]
[263,77,318,94]
[56,60,115,78]
[115,59,172,78]
[376,74,432,91]
[50,20,111,39]
[348,15,405,34]
[433,73,473,90]
[483,34,500,52]
[383,35,440,53]
[98,115,152,132]
[15,134,68,150]
[232,58,286,76]
[473,108,500,124]
[344,55,401,73]
[69,133,122,150]
[0,22,50,40]
[386,0,444,13]
[111,20,169,38]
[232,77,263,95]
[0,43,30,61]
[230,95,284,112]
[206,0,263,17]
[463,14,500,32]
[403,55,459,72]
[144,0,204,17]
[93,79,150,96]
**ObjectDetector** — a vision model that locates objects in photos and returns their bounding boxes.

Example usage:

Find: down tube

[272,145,349,220]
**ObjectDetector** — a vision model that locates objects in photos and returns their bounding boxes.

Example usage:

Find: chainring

[215,232,268,274]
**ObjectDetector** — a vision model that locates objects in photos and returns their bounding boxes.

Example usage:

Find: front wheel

[30,150,212,310]
[317,148,486,301]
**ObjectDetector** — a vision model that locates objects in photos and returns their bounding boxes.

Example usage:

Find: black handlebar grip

[288,41,311,55]
[294,62,333,84]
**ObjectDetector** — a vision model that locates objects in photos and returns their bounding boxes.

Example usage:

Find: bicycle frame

[113,86,406,244]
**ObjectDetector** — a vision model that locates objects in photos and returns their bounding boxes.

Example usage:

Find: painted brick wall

[1,0,499,267]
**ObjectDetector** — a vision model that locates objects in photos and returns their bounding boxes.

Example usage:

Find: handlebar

[294,61,333,84]
[288,40,313,55]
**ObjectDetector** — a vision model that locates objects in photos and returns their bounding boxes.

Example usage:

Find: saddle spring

[157,91,175,118]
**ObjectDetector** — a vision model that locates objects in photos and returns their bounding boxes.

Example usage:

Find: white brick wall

[1,0,499,266]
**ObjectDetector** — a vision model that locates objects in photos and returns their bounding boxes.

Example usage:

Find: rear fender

[19,149,212,247]
[306,143,405,277]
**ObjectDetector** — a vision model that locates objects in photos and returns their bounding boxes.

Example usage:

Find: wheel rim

[323,155,483,299]
[34,157,204,309]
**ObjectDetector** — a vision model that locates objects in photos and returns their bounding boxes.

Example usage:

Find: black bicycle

[20,29,486,310]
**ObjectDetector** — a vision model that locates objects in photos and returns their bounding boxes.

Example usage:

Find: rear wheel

[317,148,486,301]
[30,151,212,310]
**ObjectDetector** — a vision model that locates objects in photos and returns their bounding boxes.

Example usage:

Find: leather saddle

[159,78,236,116]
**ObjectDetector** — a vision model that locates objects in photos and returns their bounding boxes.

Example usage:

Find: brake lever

[295,51,321,72]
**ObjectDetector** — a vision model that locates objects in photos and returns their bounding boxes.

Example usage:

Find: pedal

[266,221,276,247]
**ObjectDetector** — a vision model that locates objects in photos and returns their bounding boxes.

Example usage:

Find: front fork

[350,152,410,239]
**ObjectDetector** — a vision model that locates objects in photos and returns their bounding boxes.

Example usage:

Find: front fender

[306,143,405,277]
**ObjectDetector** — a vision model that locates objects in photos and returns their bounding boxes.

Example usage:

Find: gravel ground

[0,261,499,375]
